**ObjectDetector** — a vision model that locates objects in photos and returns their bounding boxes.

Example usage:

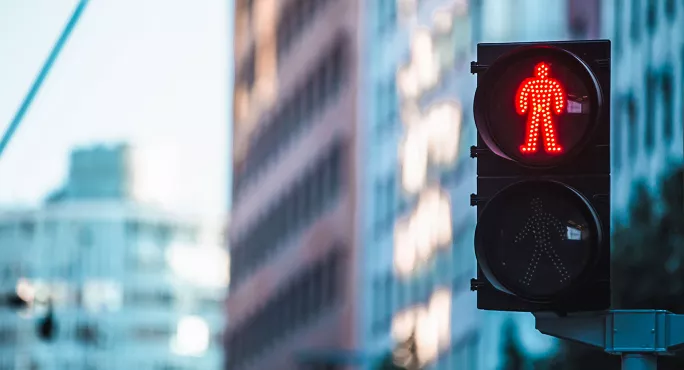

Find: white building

[601,0,684,220]
[0,144,228,370]
[360,0,592,369]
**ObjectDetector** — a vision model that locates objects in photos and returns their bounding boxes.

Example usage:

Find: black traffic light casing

[470,40,611,313]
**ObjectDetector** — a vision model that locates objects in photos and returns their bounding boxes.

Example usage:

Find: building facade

[0,144,228,370]
[360,0,601,369]
[228,0,612,369]
[228,0,360,369]
[360,0,480,369]
[602,0,684,220]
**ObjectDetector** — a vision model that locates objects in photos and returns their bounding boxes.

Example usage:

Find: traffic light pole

[534,310,684,370]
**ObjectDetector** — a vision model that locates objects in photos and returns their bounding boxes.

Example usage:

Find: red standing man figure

[515,62,566,154]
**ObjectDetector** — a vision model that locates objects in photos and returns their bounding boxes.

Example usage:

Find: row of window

[375,76,399,134]
[234,34,349,200]
[375,0,397,36]
[32,322,219,346]
[371,219,476,335]
[613,58,683,169]
[277,0,335,61]
[0,328,15,344]
[614,0,678,55]
[124,290,174,306]
[231,142,344,286]
[227,247,345,370]
[373,171,408,240]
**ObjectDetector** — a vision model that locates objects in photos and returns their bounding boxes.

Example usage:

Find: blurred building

[361,0,479,369]
[228,0,359,369]
[602,0,684,220]
[361,0,601,369]
[0,144,228,370]
[228,0,608,369]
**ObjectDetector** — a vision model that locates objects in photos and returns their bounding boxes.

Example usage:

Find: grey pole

[533,310,684,370]
[621,354,657,370]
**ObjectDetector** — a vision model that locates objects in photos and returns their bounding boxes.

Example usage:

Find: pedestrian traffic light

[470,40,611,313]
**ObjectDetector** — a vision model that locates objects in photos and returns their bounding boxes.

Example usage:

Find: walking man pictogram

[515,62,566,154]
[514,197,570,286]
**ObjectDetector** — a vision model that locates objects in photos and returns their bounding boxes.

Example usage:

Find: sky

[0,0,234,218]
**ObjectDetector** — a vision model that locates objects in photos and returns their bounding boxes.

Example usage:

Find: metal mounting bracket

[533,310,684,370]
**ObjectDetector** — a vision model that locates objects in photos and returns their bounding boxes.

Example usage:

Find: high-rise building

[0,144,228,370]
[602,0,684,220]
[228,0,360,369]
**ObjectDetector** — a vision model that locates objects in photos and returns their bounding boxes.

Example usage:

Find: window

[19,220,34,237]
[665,0,676,21]
[230,142,345,286]
[227,247,344,368]
[681,47,684,141]
[374,171,397,238]
[245,0,254,20]
[630,0,641,42]
[234,36,349,200]
[644,71,656,151]
[644,70,658,150]
[613,97,624,170]
[627,94,638,161]
[375,77,399,134]
[376,0,397,35]
[277,0,335,61]
[78,224,94,247]
[0,327,16,345]
[372,278,384,333]
[661,69,674,141]
[133,326,171,341]
[242,46,256,90]
[76,323,99,345]
[125,290,174,307]
[614,0,623,55]
[646,0,657,32]
[371,272,394,335]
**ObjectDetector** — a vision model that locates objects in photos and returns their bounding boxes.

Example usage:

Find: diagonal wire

[0,0,90,160]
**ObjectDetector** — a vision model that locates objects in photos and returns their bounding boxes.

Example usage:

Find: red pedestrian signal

[516,62,566,155]
[473,45,603,168]
[470,41,611,314]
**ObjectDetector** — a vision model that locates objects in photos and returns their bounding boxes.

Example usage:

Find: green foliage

[500,318,528,370]
[537,167,684,370]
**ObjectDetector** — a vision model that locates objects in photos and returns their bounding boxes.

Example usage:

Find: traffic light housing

[470,41,611,313]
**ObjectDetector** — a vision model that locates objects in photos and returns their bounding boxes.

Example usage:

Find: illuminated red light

[515,62,566,154]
